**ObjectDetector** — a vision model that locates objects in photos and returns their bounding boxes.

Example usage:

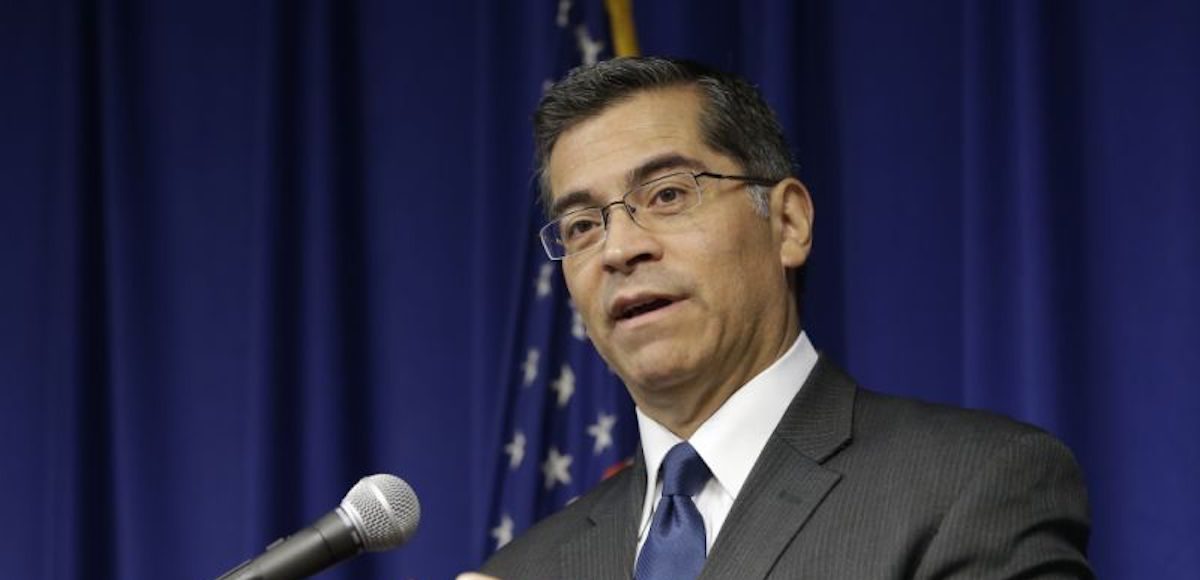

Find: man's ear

[772,178,814,269]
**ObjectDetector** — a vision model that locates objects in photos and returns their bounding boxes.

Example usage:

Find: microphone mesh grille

[341,474,421,551]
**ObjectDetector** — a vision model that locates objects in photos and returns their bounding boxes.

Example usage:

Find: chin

[615,349,698,393]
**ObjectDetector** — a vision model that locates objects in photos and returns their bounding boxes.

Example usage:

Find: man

[467,57,1091,579]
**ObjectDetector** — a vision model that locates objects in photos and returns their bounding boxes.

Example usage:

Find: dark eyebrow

[548,153,707,218]
[626,153,706,187]
[549,190,598,219]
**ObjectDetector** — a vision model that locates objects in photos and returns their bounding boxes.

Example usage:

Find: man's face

[546,86,806,409]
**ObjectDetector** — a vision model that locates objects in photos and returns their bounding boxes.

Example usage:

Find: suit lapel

[561,453,647,579]
[699,357,857,580]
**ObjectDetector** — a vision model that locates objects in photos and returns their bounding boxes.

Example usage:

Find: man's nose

[600,205,662,273]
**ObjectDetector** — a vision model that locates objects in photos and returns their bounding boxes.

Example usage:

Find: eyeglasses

[539,171,778,260]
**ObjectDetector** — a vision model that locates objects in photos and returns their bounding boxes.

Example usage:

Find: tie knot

[660,442,710,497]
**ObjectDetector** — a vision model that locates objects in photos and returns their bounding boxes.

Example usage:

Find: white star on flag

[491,514,514,550]
[542,447,573,489]
[575,25,605,65]
[587,412,617,455]
[522,348,540,386]
[504,431,526,469]
[536,262,554,298]
[555,0,572,28]
[551,364,575,407]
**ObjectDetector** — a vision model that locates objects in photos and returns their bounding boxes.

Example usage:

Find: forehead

[546,87,713,205]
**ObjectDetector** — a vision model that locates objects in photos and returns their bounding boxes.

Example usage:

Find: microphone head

[339,474,421,552]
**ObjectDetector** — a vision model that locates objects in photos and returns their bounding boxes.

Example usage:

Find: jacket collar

[700,355,856,579]
[559,450,646,578]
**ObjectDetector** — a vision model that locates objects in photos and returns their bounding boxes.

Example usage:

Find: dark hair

[533,57,795,212]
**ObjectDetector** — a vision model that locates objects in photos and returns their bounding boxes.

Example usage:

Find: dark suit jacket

[482,357,1092,579]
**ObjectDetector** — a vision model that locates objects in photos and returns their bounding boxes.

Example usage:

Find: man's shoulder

[781,380,1092,577]
[841,385,1084,497]
[480,464,637,578]
[854,386,1059,448]
[803,358,1074,465]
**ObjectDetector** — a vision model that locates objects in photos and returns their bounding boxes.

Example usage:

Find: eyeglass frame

[538,171,780,261]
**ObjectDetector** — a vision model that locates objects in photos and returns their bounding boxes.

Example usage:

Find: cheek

[563,265,604,326]
[692,220,776,309]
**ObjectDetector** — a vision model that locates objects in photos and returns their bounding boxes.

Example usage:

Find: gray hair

[533,57,795,216]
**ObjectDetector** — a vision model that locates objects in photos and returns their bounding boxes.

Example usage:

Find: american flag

[484,0,641,555]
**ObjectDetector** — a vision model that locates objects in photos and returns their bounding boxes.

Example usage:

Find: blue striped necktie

[635,442,711,580]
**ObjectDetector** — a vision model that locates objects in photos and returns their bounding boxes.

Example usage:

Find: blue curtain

[1,1,1196,578]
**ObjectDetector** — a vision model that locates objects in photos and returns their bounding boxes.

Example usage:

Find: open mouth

[616,298,675,321]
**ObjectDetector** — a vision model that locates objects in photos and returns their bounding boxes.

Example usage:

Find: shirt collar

[636,331,818,500]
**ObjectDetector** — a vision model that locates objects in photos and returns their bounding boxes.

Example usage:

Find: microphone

[217,474,421,580]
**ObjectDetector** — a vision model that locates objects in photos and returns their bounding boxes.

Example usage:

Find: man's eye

[649,186,690,207]
[562,217,600,240]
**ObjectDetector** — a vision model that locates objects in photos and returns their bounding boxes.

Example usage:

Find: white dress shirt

[634,331,819,556]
